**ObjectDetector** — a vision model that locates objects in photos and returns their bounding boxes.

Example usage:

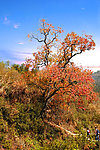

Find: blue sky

[0,0,100,71]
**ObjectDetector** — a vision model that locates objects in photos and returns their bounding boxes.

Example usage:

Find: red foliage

[24,20,98,121]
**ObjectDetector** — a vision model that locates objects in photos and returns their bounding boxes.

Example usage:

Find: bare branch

[63,50,83,68]
[31,35,44,42]
[47,33,57,45]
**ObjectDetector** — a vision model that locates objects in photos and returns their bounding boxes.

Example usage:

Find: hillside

[93,70,100,82]
[93,70,100,94]
[0,61,100,150]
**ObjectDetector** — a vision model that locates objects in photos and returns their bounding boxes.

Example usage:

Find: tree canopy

[24,19,98,124]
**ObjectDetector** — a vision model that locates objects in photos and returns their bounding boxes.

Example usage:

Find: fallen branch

[44,119,79,136]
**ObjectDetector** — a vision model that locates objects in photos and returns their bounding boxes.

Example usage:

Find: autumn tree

[25,19,97,134]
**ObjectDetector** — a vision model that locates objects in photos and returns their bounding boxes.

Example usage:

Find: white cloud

[3,16,10,24]
[13,24,20,29]
[81,8,85,10]
[15,52,33,59]
[17,42,24,45]
[2,16,20,29]
[4,17,7,21]
[73,45,100,72]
